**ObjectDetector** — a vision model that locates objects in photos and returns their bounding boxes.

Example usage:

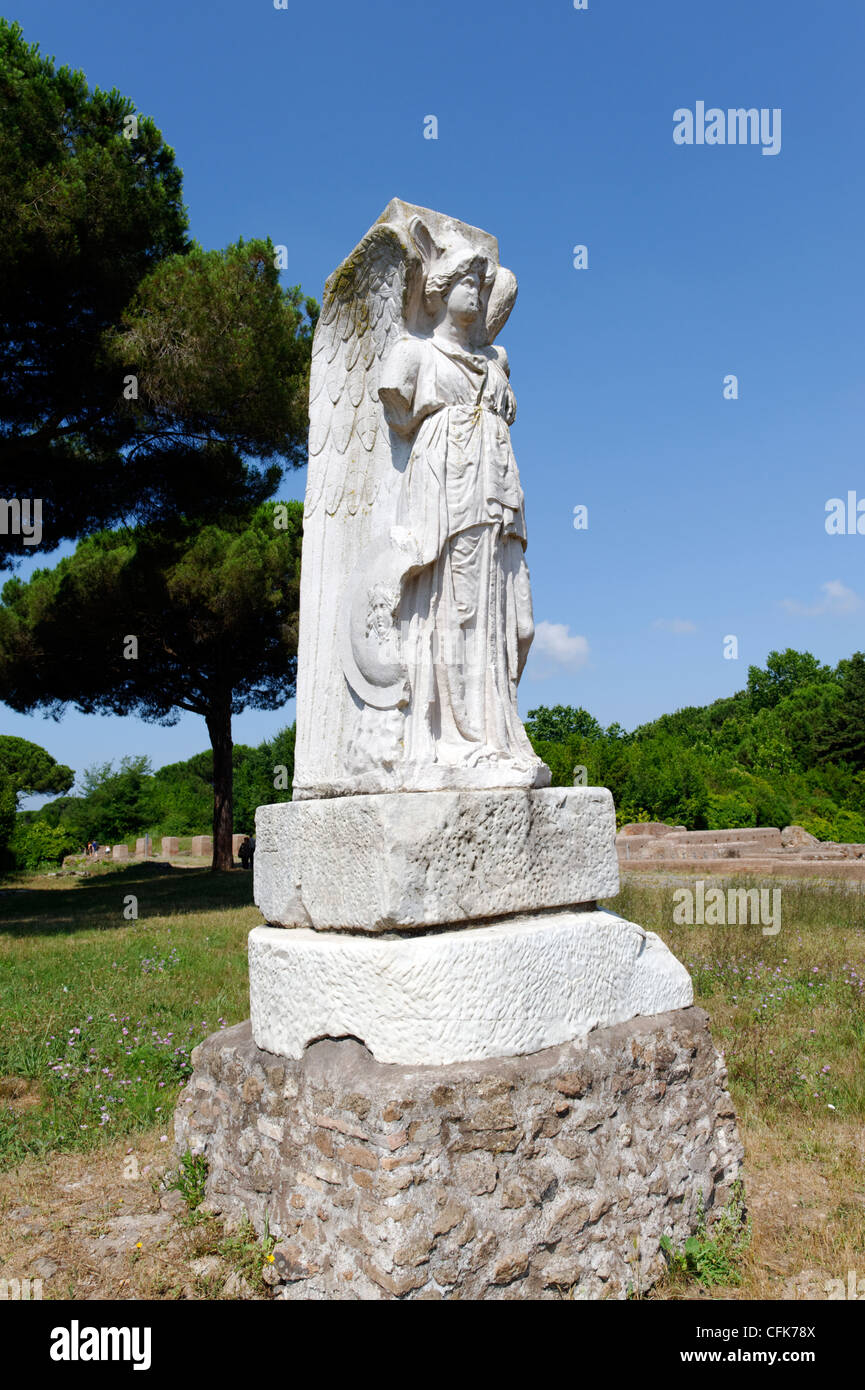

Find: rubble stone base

[175,1007,743,1300]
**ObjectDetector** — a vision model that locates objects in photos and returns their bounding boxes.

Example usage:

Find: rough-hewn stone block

[254,787,619,932]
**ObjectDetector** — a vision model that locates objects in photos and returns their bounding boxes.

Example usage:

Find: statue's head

[424,251,492,325]
[366,580,400,638]
[410,218,494,327]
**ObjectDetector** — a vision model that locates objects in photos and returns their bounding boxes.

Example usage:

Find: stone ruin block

[618,822,682,837]
[161,836,179,856]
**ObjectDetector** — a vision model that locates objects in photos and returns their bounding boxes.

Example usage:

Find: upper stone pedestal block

[255,786,619,933]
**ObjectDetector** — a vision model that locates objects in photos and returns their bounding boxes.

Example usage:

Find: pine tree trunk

[206,699,234,872]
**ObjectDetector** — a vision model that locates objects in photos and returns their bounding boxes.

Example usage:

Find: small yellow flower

[135,1241,142,1249]
[266,1253,275,1263]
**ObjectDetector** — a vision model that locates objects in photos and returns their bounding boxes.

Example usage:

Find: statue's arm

[492,344,517,426]
[379,338,441,438]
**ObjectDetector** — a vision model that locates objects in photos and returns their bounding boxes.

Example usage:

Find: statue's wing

[305,223,411,519]
[295,220,419,794]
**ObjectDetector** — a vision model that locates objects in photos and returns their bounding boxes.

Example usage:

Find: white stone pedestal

[254,786,619,932]
[249,909,692,1065]
[250,784,692,1067]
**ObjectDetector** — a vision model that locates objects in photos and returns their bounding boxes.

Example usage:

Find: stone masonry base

[175,1007,743,1300]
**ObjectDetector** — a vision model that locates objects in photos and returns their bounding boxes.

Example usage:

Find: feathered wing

[305,223,411,522]
[294,221,417,796]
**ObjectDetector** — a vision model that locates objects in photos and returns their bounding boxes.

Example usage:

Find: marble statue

[293,198,550,798]
[251,200,693,1067]
[178,206,730,1305]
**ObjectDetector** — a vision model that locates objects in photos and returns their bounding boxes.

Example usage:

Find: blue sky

[3,0,864,790]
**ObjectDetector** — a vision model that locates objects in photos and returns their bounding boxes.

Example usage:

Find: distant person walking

[239,836,253,870]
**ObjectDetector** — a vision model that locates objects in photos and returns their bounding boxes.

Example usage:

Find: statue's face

[446,268,482,323]
[370,593,394,637]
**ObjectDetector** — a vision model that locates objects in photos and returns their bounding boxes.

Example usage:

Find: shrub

[615,805,654,830]
[706,793,756,830]
[11,820,80,871]
[166,1151,209,1211]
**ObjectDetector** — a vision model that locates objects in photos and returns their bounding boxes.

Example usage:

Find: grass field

[614,875,865,1298]
[0,862,256,1167]
[0,863,863,1298]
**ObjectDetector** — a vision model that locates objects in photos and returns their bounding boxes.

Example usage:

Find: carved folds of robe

[377,335,537,776]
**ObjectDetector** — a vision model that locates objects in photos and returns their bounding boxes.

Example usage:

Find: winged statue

[292,198,551,798]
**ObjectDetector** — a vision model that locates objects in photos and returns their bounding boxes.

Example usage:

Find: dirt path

[0,1129,260,1300]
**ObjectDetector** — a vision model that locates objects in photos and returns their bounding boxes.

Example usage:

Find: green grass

[609,876,865,1125]
[610,875,865,1296]
[3,860,864,1241]
[0,862,256,1169]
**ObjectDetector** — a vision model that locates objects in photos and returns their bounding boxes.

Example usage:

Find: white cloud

[781,579,863,617]
[531,620,589,669]
[651,618,697,634]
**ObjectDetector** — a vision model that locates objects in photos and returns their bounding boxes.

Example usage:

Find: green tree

[153,732,295,837]
[0,769,14,866]
[0,19,190,563]
[519,649,865,835]
[0,735,73,803]
[70,756,157,844]
[0,26,315,565]
[525,705,604,743]
[746,649,834,711]
[10,818,79,871]
[774,680,842,770]
[0,503,302,870]
[107,238,317,478]
[818,652,865,771]
[232,734,293,834]
[151,755,214,836]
